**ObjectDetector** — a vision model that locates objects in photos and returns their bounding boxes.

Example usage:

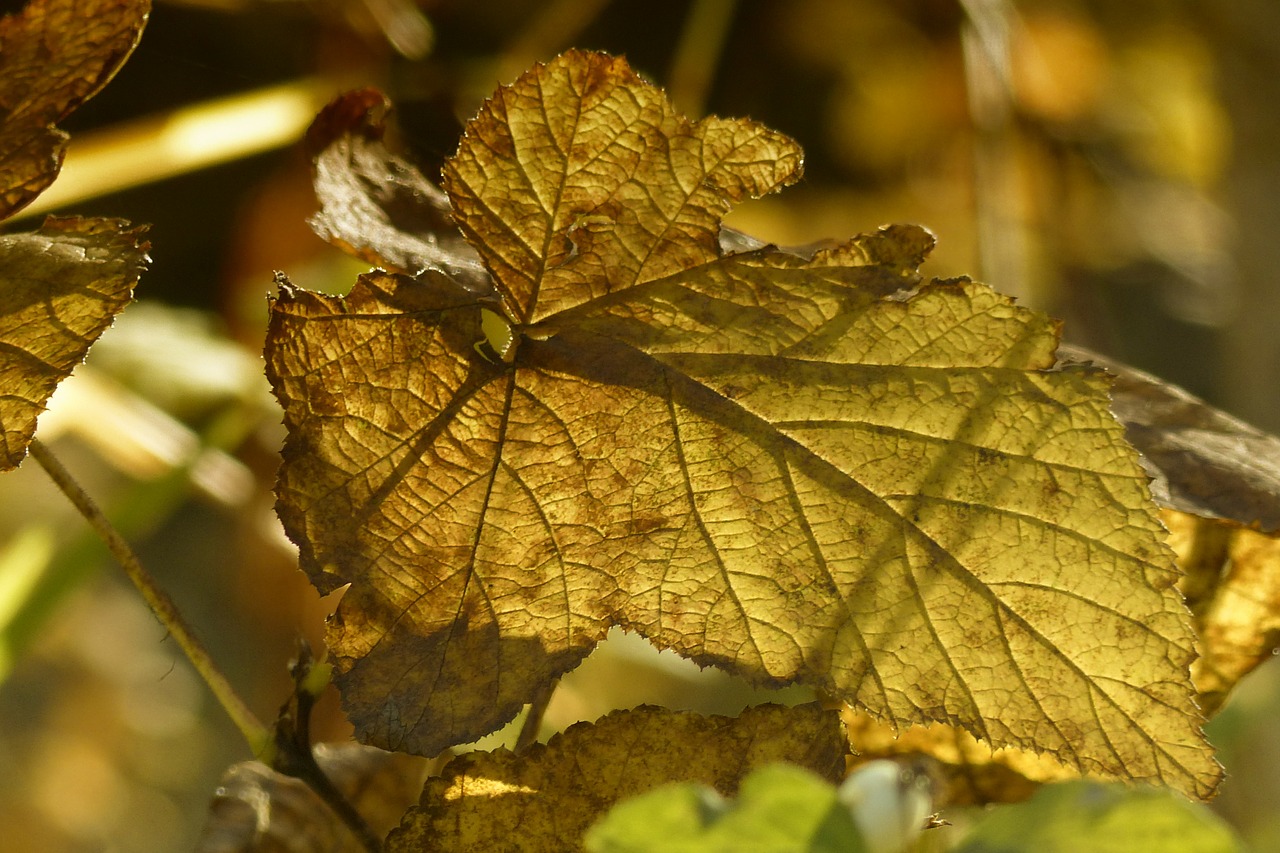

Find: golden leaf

[1166,509,1280,715]
[386,703,845,852]
[266,51,1220,797]
[0,216,149,469]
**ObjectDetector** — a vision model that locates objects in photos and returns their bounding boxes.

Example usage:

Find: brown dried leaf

[1061,344,1280,534]
[0,216,149,469]
[267,50,1220,798]
[197,742,436,853]
[0,0,150,220]
[387,703,846,853]
[306,88,489,291]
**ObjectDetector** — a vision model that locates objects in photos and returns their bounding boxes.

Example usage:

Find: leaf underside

[0,216,149,469]
[0,0,150,220]
[266,50,1220,797]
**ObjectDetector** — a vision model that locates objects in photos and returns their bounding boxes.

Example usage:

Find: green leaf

[953,780,1245,853]
[586,764,868,853]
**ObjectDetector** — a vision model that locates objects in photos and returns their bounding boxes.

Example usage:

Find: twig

[34,439,380,848]
[28,437,272,758]
[515,678,558,752]
[273,642,383,853]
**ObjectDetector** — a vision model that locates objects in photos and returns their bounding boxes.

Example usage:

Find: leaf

[1058,347,1280,713]
[841,707,1078,807]
[0,0,150,220]
[306,88,489,291]
[1060,344,1280,534]
[952,779,1245,853]
[266,50,1220,796]
[386,703,846,853]
[1165,508,1280,715]
[196,742,435,853]
[584,764,868,853]
[0,216,149,470]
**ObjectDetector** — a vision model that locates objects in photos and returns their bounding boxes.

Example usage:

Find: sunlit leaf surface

[266,50,1220,797]
[0,216,148,469]
[387,704,845,852]
[0,0,150,220]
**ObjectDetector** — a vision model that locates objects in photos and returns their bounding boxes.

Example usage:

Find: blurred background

[1,0,1278,849]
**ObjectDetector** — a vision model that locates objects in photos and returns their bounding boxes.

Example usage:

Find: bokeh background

[2,0,1279,849]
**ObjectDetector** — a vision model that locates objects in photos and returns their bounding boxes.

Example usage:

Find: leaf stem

[515,678,558,752]
[28,438,272,758]
[274,643,383,853]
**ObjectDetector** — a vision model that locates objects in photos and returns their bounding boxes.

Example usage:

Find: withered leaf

[1054,347,1280,714]
[386,703,846,853]
[837,511,1280,803]
[267,50,1220,797]
[197,742,435,853]
[306,88,489,291]
[0,216,149,469]
[0,0,150,220]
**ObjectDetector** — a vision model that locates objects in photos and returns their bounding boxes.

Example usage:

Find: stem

[515,678,558,752]
[960,0,1034,304]
[274,644,383,853]
[29,437,272,758]
[668,0,739,117]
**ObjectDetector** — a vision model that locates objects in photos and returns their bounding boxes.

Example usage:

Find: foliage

[584,763,868,853]
[388,703,843,852]
[5,1,1280,850]
[266,51,1218,807]
[952,779,1244,853]
[0,0,150,470]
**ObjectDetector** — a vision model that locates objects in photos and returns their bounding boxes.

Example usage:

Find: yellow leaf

[386,703,845,852]
[1166,509,1280,715]
[266,51,1220,798]
[0,216,149,470]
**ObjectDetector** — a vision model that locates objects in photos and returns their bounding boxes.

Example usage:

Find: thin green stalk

[28,437,271,758]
